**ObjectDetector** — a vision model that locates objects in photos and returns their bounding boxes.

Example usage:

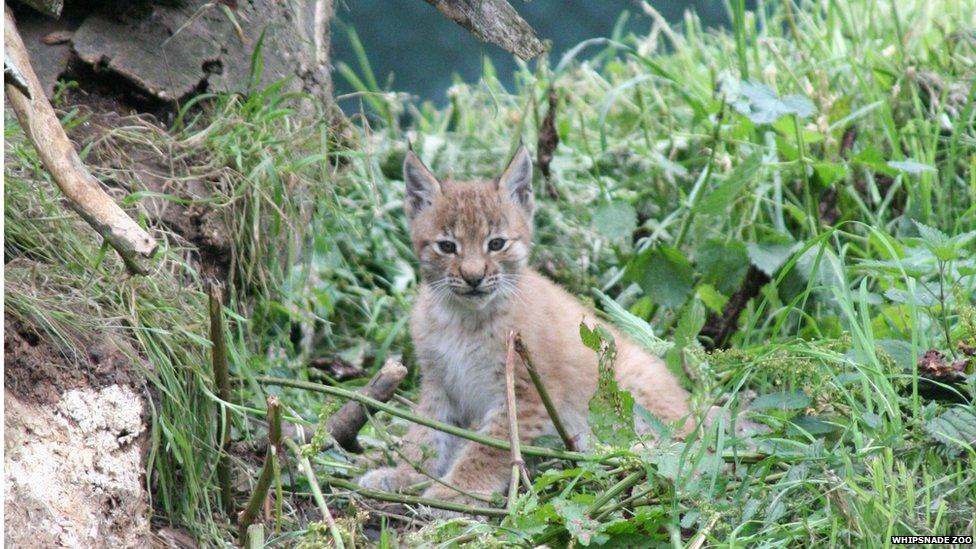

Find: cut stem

[237,396,281,543]
[514,333,578,452]
[504,331,531,514]
[209,284,234,517]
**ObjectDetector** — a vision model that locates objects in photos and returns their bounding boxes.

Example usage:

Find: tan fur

[358,145,690,507]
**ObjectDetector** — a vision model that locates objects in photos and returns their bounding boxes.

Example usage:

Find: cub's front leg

[358,378,459,492]
[422,382,549,506]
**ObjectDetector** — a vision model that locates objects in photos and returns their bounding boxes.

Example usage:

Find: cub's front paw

[357,467,413,492]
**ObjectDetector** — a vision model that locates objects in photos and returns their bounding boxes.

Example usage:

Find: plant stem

[238,396,283,543]
[673,98,725,252]
[284,438,346,549]
[586,470,645,515]
[514,333,578,452]
[504,331,531,515]
[254,375,602,463]
[209,283,234,517]
[323,475,509,518]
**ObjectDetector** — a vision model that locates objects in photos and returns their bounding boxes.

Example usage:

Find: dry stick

[513,333,578,452]
[3,9,158,274]
[255,375,597,463]
[209,284,234,516]
[284,438,346,549]
[504,331,531,514]
[422,0,545,60]
[323,475,508,518]
[327,358,408,453]
[238,397,282,543]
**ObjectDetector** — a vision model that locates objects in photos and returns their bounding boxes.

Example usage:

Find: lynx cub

[358,145,690,506]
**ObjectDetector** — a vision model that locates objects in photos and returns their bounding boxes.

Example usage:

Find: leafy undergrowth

[5,0,976,546]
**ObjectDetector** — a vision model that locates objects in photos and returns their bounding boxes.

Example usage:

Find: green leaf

[579,322,601,351]
[592,200,638,243]
[787,415,841,437]
[746,240,801,276]
[586,328,637,447]
[732,81,815,124]
[888,160,937,174]
[553,499,605,546]
[696,153,763,215]
[696,283,728,313]
[664,299,704,387]
[750,390,812,411]
[925,407,976,455]
[813,162,848,187]
[593,289,673,356]
[625,246,694,308]
[852,147,897,176]
[697,239,749,295]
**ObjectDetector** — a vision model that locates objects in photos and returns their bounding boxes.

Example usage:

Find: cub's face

[403,145,535,310]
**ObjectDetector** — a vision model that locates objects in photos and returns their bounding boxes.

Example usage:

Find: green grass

[5,0,976,546]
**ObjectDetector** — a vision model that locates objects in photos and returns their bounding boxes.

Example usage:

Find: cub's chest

[415,321,506,426]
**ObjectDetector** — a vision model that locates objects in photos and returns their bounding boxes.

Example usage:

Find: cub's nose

[462,273,484,288]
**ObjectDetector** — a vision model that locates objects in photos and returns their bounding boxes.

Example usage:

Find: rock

[71,0,332,105]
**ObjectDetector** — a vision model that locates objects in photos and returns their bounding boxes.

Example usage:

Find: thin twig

[4,9,157,274]
[209,284,234,517]
[323,475,508,518]
[238,397,281,543]
[513,334,578,452]
[504,331,531,514]
[284,437,346,549]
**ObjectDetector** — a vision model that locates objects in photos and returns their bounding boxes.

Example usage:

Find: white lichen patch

[4,385,151,548]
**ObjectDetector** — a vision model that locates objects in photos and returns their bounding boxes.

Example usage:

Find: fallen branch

[327,358,408,453]
[514,334,578,452]
[324,474,508,518]
[254,375,598,462]
[209,284,234,516]
[4,9,158,274]
[504,331,531,514]
[423,0,545,60]
[238,397,281,543]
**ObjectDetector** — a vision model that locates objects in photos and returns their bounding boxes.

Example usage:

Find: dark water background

[331,1,736,106]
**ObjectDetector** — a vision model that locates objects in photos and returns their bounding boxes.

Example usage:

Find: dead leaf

[918,349,967,383]
[536,85,560,198]
[41,31,73,45]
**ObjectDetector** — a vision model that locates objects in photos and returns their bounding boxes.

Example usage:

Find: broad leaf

[750,390,812,411]
[696,153,763,215]
[625,246,694,307]
[592,200,637,243]
[732,81,815,124]
[585,327,638,447]
[746,240,801,276]
[925,406,976,455]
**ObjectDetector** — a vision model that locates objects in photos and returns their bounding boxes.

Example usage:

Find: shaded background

[331,1,736,105]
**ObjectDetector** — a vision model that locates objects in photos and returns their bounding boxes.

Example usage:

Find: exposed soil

[3,316,151,547]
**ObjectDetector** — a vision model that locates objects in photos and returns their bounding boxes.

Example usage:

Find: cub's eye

[436,240,457,254]
[487,238,506,252]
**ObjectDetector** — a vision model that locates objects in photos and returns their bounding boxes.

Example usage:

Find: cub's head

[403,145,535,309]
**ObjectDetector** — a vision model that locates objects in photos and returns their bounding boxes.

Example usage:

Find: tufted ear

[403,150,441,220]
[497,144,534,216]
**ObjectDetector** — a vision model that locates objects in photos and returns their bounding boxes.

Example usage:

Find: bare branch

[4,8,157,274]
[423,0,545,60]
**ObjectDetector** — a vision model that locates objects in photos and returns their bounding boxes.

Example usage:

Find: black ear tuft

[498,144,534,215]
[403,150,441,220]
